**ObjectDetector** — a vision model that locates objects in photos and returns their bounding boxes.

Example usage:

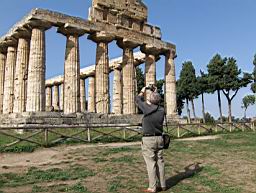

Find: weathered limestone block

[3,46,17,114]
[88,32,114,114]
[53,84,59,111]
[117,39,139,114]
[88,76,95,113]
[26,28,46,112]
[0,51,6,114]
[13,38,30,113]
[112,68,122,114]
[63,35,81,114]
[165,50,177,116]
[59,84,64,111]
[45,86,52,111]
[141,44,162,86]
[145,54,156,85]
[80,78,86,112]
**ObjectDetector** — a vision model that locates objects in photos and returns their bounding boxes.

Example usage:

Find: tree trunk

[186,98,191,124]
[244,108,247,119]
[202,93,206,123]
[228,99,232,123]
[217,90,223,123]
[191,98,197,119]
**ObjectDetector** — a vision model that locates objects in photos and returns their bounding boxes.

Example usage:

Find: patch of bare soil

[176,135,220,141]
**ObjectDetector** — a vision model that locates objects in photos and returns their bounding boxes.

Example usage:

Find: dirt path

[0,135,220,171]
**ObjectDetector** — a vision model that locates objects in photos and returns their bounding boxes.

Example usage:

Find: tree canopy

[251,54,256,93]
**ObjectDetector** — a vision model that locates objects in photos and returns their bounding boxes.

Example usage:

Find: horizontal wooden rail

[0,122,254,150]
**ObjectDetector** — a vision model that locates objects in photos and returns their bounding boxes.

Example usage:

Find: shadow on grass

[166,162,203,190]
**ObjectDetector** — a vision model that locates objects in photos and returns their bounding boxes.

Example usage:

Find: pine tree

[242,95,255,118]
[207,54,226,123]
[197,71,210,123]
[222,57,252,122]
[178,61,198,123]
[251,54,256,93]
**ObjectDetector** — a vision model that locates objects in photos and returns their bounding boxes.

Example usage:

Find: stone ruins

[0,0,177,126]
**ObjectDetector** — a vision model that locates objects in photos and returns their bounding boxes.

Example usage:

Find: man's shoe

[156,187,167,191]
[142,188,156,193]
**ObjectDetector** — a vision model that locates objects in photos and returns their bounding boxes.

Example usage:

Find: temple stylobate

[0,0,177,122]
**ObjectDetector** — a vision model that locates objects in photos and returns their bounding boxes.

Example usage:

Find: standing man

[136,85,167,193]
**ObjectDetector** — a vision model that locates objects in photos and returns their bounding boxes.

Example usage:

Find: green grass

[1,132,256,193]
[0,124,254,153]
[0,166,95,188]
[31,182,91,193]
[0,128,142,153]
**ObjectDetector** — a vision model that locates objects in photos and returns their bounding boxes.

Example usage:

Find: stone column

[112,68,122,114]
[58,25,86,114]
[141,45,161,86]
[3,44,17,114]
[63,34,81,113]
[145,54,156,85]
[13,37,30,113]
[0,49,7,114]
[45,86,52,111]
[88,32,114,114]
[26,27,49,112]
[80,78,86,112]
[59,83,64,111]
[117,39,139,114]
[165,50,177,116]
[52,84,59,111]
[88,76,95,113]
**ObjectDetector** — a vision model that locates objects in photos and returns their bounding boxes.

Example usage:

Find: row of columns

[0,24,177,116]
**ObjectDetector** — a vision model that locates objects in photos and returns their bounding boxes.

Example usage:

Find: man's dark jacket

[135,96,165,135]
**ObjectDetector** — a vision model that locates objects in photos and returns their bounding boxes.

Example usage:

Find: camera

[145,84,156,92]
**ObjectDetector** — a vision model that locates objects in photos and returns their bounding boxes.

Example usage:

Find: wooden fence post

[177,125,180,138]
[44,129,49,147]
[123,128,126,140]
[87,128,91,142]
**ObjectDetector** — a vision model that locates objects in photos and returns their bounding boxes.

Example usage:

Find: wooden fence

[0,122,255,150]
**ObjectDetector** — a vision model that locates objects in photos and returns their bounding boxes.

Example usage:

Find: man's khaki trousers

[142,136,166,190]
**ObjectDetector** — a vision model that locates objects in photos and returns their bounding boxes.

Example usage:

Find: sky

[0,0,255,118]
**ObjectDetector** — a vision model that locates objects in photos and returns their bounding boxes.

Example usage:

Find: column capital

[0,46,7,54]
[3,36,18,48]
[53,81,61,86]
[117,38,140,49]
[140,44,163,56]
[13,27,32,40]
[164,48,177,59]
[26,19,52,31]
[45,84,53,88]
[57,23,86,37]
[88,31,115,43]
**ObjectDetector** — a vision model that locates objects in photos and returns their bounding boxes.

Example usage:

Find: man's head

[147,91,161,105]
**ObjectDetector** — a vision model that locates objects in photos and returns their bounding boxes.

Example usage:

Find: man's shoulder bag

[162,113,171,149]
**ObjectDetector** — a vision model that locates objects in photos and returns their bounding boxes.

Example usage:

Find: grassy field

[0,132,256,193]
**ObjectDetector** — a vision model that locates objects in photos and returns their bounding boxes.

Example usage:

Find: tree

[241,95,255,118]
[176,83,185,116]
[197,71,211,123]
[205,112,215,124]
[207,54,226,123]
[136,66,145,94]
[222,57,252,122]
[251,54,256,93]
[178,61,198,123]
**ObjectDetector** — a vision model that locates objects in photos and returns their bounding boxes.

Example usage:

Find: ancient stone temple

[0,0,177,126]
